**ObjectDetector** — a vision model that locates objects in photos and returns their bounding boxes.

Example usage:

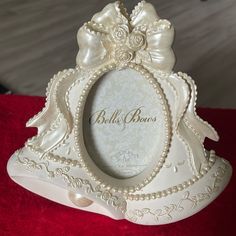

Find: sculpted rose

[111,24,129,44]
[128,31,146,51]
[114,47,134,65]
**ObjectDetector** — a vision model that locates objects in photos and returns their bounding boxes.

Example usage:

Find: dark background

[0,0,235,108]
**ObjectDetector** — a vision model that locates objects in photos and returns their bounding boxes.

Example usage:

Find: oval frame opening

[74,63,172,193]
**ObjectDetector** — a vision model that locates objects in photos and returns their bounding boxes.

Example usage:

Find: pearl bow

[76,1,175,72]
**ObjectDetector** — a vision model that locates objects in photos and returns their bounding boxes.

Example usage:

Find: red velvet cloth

[0,94,235,236]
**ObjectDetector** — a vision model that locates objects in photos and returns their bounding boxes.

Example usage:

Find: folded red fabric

[0,95,234,236]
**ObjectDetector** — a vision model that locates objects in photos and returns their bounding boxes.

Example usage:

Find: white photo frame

[7,0,232,225]
[74,63,172,192]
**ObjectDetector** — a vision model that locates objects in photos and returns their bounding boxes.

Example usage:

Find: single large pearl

[68,191,93,207]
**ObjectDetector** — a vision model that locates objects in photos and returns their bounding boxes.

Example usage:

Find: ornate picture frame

[7,1,232,225]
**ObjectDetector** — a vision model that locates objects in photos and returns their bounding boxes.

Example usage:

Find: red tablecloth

[0,95,235,236]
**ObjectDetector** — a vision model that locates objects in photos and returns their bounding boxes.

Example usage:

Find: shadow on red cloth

[0,95,234,236]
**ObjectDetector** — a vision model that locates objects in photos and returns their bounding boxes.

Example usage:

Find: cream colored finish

[7,1,232,225]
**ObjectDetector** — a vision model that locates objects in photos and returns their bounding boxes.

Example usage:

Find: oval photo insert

[82,67,168,179]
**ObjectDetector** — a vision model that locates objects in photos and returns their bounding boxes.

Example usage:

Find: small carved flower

[128,31,146,51]
[114,47,134,65]
[111,24,129,44]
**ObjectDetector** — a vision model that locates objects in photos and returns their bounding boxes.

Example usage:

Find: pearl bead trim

[26,145,82,168]
[27,143,217,201]
[46,153,82,167]
[74,62,173,194]
[125,150,217,201]
[26,68,76,153]
[177,72,219,141]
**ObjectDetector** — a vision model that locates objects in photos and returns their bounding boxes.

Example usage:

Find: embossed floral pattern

[128,31,146,51]
[16,150,127,213]
[114,47,134,65]
[77,1,175,72]
[126,161,229,223]
[111,24,129,44]
[110,25,147,66]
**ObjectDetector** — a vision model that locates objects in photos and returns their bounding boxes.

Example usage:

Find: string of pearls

[24,62,217,201]
[26,145,82,168]
[74,62,172,194]
[125,150,216,201]
[27,143,216,201]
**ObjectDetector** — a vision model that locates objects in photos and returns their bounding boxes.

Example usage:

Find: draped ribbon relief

[76,1,175,72]
[26,1,219,174]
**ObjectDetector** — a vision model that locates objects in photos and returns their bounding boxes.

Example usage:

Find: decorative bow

[76,1,175,72]
[27,1,219,175]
